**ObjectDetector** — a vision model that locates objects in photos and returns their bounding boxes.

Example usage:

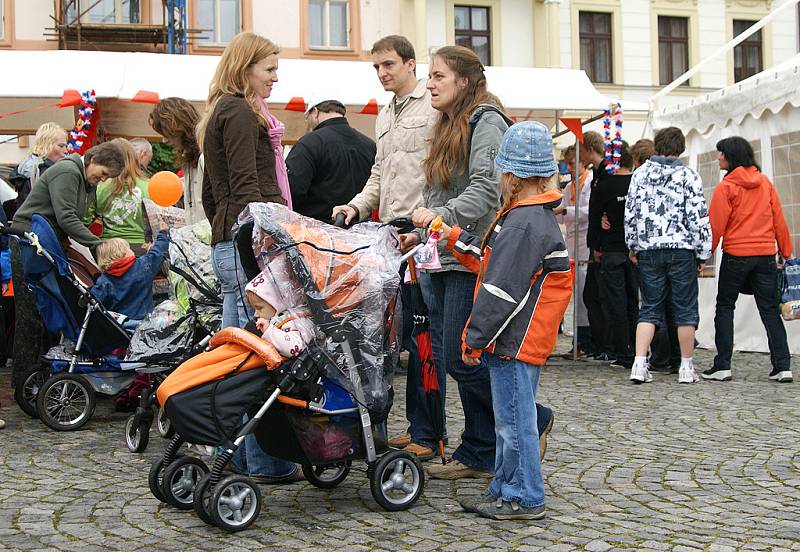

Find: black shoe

[701,366,732,381]
[650,363,680,374]
[593,352,615,363]
[768,368,793,383]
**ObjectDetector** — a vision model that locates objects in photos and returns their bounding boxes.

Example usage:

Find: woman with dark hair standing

[149,98,206,225]
[408,46,553,480]
[702,136,793,383]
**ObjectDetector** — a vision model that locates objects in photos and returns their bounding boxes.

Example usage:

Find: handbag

[779,258,800,320]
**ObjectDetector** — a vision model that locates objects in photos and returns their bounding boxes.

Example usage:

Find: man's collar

[315,117,348,131]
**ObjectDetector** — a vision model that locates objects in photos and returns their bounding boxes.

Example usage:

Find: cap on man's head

[306,96,346,116]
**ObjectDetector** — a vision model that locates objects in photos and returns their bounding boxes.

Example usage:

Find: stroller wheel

[193,473,215,525]
[148,458,168,503]
[155,407,174,439]
[210,475,261,532]
[370,450,424,511]
[14,365,49,418]
[162,456,209,510]
[125,415,150,453]
[36,373,96,431]
[302,462,351,489]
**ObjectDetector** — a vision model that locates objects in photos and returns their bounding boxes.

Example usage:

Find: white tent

[654,53,800,353]
[0,49,643,141]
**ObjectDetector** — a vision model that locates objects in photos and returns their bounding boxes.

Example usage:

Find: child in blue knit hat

[426,121,573,519]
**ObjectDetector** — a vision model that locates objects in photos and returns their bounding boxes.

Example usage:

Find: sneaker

[427,459,493,480]
[594,352,615,362]
[388,432,412,448]
[403,442,435,461]
[538,407,555,461]
[458,492,496,513]
[629,364,653,384]
[475,498,546,520]
[678,365,700,384]
[610,359,632,369]
[701,366,732,381]
[560,347,587,359]
[769,369,793,383]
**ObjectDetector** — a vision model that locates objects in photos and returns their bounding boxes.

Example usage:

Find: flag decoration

[603,102,623,174]
[66,90,98,155]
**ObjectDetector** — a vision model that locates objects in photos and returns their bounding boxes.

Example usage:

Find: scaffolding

[49,0,194,54]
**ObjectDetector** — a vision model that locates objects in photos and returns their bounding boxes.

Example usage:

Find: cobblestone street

[1,338,800,551]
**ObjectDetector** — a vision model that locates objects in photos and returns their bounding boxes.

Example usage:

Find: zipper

[488,146,497,178]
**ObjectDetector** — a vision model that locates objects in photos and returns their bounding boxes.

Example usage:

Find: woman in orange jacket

[703,136,793,383]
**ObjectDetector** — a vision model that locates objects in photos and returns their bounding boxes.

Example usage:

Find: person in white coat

[554,145,592,356]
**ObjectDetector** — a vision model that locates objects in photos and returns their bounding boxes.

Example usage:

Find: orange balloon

[148,171,183,207]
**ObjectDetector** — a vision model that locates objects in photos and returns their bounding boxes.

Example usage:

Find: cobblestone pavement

[1,338,800,551]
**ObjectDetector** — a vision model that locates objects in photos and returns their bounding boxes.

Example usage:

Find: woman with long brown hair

[149,98,205,225]
[408,46,513,480]
[197,31,299,483]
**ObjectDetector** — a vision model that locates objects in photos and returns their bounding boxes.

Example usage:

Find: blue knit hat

[494,121,557,178]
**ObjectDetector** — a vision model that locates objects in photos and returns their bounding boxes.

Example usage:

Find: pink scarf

[259,101,293,210]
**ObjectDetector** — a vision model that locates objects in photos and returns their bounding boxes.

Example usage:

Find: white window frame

[197,0,240,46]
[309,0,351,51]
[69,0,140,24]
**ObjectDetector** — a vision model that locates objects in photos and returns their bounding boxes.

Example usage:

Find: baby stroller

[150,203,423,532]
[5,215,159,431]
[123,220,223,452]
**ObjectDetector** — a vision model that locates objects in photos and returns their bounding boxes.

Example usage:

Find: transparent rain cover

[240,203,403,413]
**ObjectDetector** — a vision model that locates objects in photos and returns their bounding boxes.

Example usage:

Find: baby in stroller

[92,225,169,330]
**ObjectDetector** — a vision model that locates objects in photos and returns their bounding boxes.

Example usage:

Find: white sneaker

[629,364,653,384]
[678,365,700,384]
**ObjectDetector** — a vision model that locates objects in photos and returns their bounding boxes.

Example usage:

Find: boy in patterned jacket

[624,126,711,385]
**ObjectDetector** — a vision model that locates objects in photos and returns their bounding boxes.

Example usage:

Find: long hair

[103,138,145,209]
[480,172,557,249]
[196,32,281,150]
[31,122,67,157]
[149,98,200,167]
[717,136,760,173]
[423,46,504,190]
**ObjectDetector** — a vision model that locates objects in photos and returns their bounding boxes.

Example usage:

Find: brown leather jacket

[202,94,284,244]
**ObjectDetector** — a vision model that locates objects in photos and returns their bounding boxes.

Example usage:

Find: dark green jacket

[13,154,101,250]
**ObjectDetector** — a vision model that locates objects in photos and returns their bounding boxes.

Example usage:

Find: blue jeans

[211,240,253,329]
[638,249,699,327]
[424,270,495,472]
[212,242,295,478]
[484,353,545,508]
[403,274,448,447]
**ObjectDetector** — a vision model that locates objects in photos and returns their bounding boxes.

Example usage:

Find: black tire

[148,458,168,503]
[193,472,215,525]
[210,475,261,532]
[162,456,209,510]
[125,415,150,453]
[36,372,96,431]
[14,365,48,418]
[302,462,351,489]
[369,450,424,511]
[155,407,174,439]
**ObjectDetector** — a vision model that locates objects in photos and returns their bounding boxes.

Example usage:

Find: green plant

[148,142,177,174]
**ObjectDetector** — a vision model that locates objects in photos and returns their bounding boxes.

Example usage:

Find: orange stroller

[148,203,422,532]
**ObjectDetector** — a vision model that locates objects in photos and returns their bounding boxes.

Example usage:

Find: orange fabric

[515,270,573,365]
[446,227,482,274]
[210,327,284,367]
[709,166,793,258]
[569,170,589,204]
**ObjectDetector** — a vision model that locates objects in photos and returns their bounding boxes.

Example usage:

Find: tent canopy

[653,53,800,135]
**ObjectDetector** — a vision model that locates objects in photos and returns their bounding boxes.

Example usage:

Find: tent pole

[573,137,580,362]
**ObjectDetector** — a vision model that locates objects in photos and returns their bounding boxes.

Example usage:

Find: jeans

[599,252,639,365]
[403,274,447,448]
[637,249,699,327]
[713,253,790,371]
[212,242,295,478]
[425,270,495,472]
[484,353,545,509]
[211,240,253,329]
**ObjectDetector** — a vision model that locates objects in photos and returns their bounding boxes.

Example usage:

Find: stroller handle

[0,223,29,239]
[333,212,347,228]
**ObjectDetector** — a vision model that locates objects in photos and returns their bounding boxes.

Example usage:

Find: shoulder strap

[467,104,513,153]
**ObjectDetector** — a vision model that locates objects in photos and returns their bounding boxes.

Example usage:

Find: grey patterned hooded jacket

[624,156,712,260]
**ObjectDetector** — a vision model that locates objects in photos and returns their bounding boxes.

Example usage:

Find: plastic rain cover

[240,202,403,413]
[125,219,221,364]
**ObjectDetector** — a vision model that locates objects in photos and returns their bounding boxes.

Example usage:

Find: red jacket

[709,166,792,258]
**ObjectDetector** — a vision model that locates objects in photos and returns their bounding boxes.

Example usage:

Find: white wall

[499,0,533,67]
[253,0,300,48]
[620,0,652,86]
[426,0,447,55]
[14,0,49,41]
[771,0,798,66]
[361,0,401,49]
[696,0,727,89]
[559,0,572,68]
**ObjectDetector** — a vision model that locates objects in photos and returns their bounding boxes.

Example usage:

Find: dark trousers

[650,285,681,369]
[599,252,639,365]
[713,253,790,371]
[584,259,611,354]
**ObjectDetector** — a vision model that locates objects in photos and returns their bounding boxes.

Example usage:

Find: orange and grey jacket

[447,189,573,366]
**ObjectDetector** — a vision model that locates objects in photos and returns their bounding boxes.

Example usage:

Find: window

[309,0,350,49]
[658,16,689,85]
[197,0,240,46]
[66,0,141,24]
[454,5,491,66]
[0,0,4,40]
[579,12,612,83]
[733,19,762,82]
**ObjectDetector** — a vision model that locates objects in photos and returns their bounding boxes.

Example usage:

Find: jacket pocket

[396,116,429,153]
[488,146,497,178]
